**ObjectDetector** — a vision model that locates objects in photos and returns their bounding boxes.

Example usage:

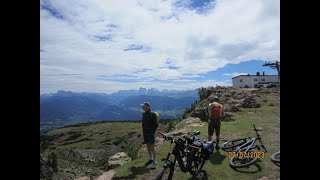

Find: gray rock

[190,108,207,121]
[169,129,190,136]
[240,96,261,108]
[225,112,235,117]
[57,158,102,178]
[75,148,109,165]
[226,99,241,104]
[221,112,236,121]
[59,146,118,166]
[107,152,131,170]
[224,104,241,112]
[40,151,58,179]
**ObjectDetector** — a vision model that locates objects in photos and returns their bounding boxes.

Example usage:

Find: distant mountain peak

[57,90,73,94]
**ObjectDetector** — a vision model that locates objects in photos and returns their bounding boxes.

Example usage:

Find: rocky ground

[188,87,273,121]
[40,122,143,179]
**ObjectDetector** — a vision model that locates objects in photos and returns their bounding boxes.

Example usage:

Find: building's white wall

[232,75,279,88]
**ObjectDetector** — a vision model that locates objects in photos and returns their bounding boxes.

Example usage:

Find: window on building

[254,78,257,81]
[240,79,243,82]
[261,78,265,81]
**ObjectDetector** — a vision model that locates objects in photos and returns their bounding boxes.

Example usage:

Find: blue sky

[40,0,279,94]
[201,60,277,81]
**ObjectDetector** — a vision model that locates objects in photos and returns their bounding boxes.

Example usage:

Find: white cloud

[40,0,279,94]
[223,72,249,77]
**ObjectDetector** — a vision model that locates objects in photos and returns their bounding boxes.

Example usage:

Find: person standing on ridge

[207,96,225,150]
[141,102,159,169]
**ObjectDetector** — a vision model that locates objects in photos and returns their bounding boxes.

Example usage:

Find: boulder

[75,149,110,164]
[60,146,118,166]
[57,158,99,178]
[190,108,207,121]
[225,112,235,117]
[169,129,190,137]
[107,152,131,170]
[224,104,241,112]
[188,123,204,127]
[240,96,261,108]
[222,112,235,121]
[226,99,241,104]
[234,93,246,99]
[40,151,58,179]
[185,117,202,125]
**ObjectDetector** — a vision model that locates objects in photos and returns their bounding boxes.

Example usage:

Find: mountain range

[40,88,198,132]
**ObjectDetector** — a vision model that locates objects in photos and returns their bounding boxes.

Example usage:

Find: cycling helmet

[209,96,218,101]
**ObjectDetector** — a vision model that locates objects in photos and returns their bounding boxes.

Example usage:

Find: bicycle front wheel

[155,162,174,180]
[187,148,205,176]
[229,151,259,168]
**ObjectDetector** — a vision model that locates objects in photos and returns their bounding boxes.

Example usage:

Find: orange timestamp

[228,151,265,159]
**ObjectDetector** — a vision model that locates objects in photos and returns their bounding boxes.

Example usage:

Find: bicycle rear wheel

[221,138,247,152]
[155,162,174,180]
[271,151,280,164]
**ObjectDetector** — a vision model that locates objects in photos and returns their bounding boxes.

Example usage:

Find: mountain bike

[183,130,215,176]
[186,137,215,176]
[271,151,280,166]
[155,130,214,180]
[221,124,267,168]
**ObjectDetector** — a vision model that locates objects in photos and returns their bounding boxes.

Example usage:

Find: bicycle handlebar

[158,131,165,136]
[158,131,173,141]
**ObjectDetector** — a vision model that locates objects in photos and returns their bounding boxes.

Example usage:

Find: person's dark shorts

[208,119,221,136]
[143,130,155,144]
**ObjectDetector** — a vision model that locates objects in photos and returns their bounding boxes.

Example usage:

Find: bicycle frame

[159,131,202,174]
[235,137,259,153]
[235,125,267,153]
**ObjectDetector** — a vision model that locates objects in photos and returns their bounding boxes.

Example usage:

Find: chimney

[263,71,265,76]
[256,72,260,76]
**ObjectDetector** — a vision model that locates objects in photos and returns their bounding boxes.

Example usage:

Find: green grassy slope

[44,122,142,151]
[114,88,280,180]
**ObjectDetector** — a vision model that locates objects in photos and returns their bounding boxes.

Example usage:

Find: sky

[40,0,280,94]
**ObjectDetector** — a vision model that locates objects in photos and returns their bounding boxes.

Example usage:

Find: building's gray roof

[232,74,278,79]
